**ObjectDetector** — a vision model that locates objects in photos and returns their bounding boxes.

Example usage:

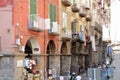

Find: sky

[110,0,120,44]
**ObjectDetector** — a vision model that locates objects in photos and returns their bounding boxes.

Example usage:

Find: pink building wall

[0,5,14,53]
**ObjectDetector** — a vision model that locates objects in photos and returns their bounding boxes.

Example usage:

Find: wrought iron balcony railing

[28,14,44,32]
[48,22,60,36]
[61,28,72,41]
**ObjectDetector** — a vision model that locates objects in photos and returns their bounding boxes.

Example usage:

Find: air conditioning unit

[16,38,21,45]
[32,21,39,28]
[19,46,25,52]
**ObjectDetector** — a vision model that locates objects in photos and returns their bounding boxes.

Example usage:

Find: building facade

[0,0,110,80]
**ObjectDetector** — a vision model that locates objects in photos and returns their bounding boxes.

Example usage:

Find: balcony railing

[79,6,86,17]
[28,14,44,32]
[61,0,71,7]
[62,28,72,41]
[71,3,79,13]
[48,22,59,36]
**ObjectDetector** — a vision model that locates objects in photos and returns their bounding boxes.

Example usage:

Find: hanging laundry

[91,36,96,51]
[79,32,83,41]
[83,35,86,47]
[85,35,90,42]
[24,58,30,67]
[107,46,112,54]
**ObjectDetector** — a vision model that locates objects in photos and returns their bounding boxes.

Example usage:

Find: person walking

[75,73,82,80]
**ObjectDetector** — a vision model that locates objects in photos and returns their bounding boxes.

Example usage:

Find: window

[71,22,76,33]
[30,0,37,21]
[62,12,67,28]
[49,4,56,27]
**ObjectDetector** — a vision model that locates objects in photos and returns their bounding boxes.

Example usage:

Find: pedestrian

[75,73,82,80]
[79,66,83,74]
[70,72,76,80]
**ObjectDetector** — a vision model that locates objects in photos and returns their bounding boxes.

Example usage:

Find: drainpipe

[44,0,46,80]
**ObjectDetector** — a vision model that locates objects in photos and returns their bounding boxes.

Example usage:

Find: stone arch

[60,42,71,76]
[24,37,40,54]
[46,40,56,54]
[24,37,41,74]
[46,40,57,77]
[61,42,67,54]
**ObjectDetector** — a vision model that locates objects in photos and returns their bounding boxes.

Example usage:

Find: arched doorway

[60,42,71,76]
[46,40,56,78]
[24,37,41,79]
[71,41,80,74]
[25,37,40,54]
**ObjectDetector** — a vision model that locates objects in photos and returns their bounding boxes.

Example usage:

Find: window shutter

[50,4,53,27]
[30,0,37,14]
[50,4,56,27]
[53,5,56,22]
[71,22,76,33]
[50,4,53,22]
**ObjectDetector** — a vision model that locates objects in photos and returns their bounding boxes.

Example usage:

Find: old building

[60,0,92,75]
[0,0,60,80]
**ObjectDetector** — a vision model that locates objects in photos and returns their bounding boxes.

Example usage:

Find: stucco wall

[0,5,14,53]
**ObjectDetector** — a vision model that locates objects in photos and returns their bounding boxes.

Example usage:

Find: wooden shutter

[50,4,56,27]
[30,0,37,14]
[53,5,56,22]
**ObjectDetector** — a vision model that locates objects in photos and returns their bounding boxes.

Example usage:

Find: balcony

[86,12,92,22]
[48,22,59,36]
[28,14,44,32]
[61,0,71,7]
[79,6,86,17]
[71,3,79,13]
[61,28,72,41]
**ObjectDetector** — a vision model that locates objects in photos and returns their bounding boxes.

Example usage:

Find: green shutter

[49,4,56,27]
[50,4,53,27]
[30,0,37,14]
[53,5,56,22]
